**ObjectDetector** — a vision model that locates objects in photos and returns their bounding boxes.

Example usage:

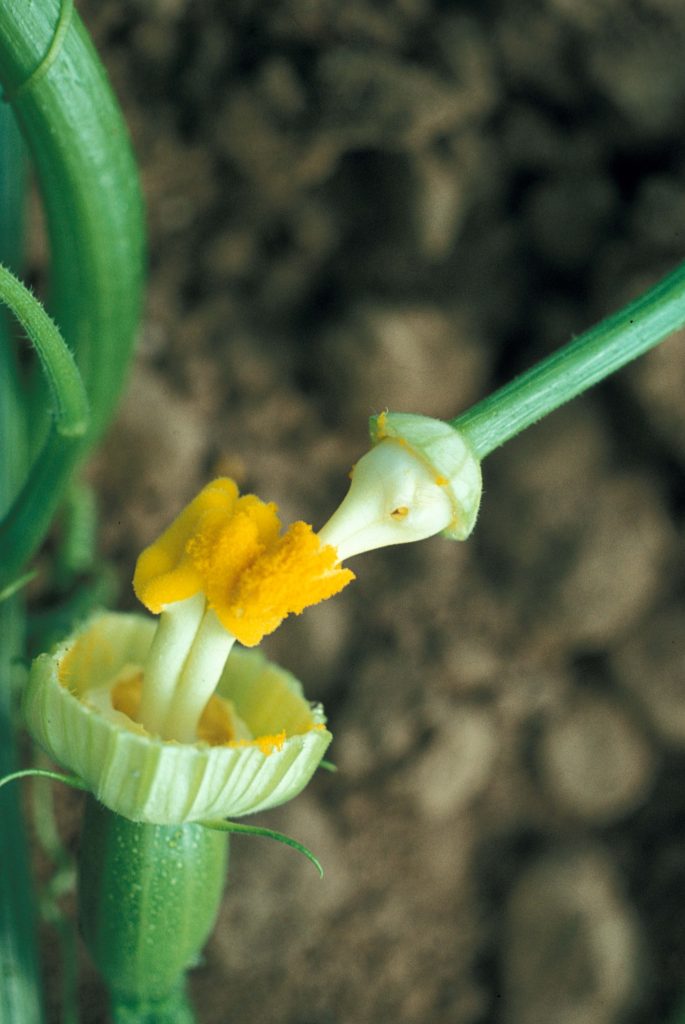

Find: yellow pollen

[229,731,287,755]
[111,671,244,745]
[390,506,409,519]
[133,478,239,613]
[111,670,144,719]
[133,477,354,645]
[59,631,117,695]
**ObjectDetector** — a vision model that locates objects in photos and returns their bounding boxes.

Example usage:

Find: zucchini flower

[24,478,353,824]
[23,413,480,827]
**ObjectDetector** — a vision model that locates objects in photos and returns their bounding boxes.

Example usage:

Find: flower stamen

[137,592,205,736]
[132,478,353,742]
[161,608,236,743]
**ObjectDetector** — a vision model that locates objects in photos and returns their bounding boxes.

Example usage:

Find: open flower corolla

[23,478,351,824]
[25,611,332,824]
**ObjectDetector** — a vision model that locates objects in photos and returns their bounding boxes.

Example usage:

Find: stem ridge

[2,0,74,103]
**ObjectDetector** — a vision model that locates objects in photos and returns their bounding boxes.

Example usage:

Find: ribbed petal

[24,612,332,824]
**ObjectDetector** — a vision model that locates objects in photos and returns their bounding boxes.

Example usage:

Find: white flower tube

[318,411,482,560]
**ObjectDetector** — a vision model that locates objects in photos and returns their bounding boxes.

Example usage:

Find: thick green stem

[79,797,229,1024]
[451,261,685,459]
[0,101,44,1024]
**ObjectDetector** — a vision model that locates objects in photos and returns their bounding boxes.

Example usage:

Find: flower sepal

[318,411,482,560]
[369,411,482,540]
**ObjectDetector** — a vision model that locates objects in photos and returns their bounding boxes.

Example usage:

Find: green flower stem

[78,797,229,1024]
[451,260,685,459]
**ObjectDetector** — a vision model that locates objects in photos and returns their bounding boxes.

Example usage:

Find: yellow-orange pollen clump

[133,477,354,646]
[111,671,290,751]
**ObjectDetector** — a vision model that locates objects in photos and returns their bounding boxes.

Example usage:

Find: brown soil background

[33,1,685,1022]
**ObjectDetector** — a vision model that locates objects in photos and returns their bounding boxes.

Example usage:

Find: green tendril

[0,568,37,604]
[199,818,324,877]
[0,767,90,794]
[0,263,89,437]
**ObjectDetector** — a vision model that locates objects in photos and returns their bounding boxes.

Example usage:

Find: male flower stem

[138,593,223,743]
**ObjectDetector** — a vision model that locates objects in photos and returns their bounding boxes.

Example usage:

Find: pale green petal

[24,612,331,825]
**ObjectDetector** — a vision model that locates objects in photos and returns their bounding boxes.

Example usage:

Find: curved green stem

[0,264,91,585]
[0,0,145,450]
[0,0,145,580]
[451,261,685,459]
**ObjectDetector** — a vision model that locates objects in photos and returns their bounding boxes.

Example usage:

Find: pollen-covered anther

[133,478,354,646]
[127,478,355,744]
[210,519,354,646]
